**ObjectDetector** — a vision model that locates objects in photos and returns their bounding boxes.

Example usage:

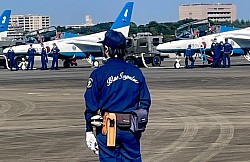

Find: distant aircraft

[0,10,11,40]
[156,25,250,68]
[3,2,134,68]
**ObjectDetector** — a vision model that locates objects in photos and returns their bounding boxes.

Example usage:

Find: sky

[1,0,250,26]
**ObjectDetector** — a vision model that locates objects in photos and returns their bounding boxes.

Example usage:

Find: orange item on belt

[102,112,117,147]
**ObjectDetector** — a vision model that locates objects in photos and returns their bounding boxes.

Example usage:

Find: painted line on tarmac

[27,93,42,95]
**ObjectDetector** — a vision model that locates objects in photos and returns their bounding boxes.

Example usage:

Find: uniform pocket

[116,113,131,129]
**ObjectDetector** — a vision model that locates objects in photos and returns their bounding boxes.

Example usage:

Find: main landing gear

[63,59,78,68]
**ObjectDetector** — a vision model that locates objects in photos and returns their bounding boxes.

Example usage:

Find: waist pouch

[116,113,131,129]
[130,109,148,133]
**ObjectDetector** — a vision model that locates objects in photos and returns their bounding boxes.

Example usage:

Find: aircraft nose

[3,48,8,54]
[156,43,168,52]
[156,44,164,52]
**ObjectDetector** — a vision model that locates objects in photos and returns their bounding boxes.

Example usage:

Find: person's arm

[184,49,187,57]
[6,51,9,59]
[45,49,48,62]
[211,44,214,55]
[84,70,101,132]
[139,72,151,112]
[57,47,60,54]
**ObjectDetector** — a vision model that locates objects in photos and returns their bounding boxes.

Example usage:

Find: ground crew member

[84,30,151,162]
[200,45,207,65]
[219,41,224,67]
[51,43,60,70]
[211,38,221,68]
[40,43,48,70]
[27,44,36,70]
[185,44,195,68]
[223,38,233,68]
[7,46,18,71]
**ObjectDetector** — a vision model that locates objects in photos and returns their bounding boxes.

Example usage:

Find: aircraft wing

[227,34,250,49]
[66,41,102,52]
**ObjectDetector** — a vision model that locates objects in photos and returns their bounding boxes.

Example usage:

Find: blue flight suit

[223,42,233,68]
[84,58,151,162]
[185,47,195,68]
[200,47,207,64]
[41,47,48,70]
[51,46,60,70]
[27,47,36,70]
[7,48,17,71]
[211,42,221,67]
[219,42,224,67]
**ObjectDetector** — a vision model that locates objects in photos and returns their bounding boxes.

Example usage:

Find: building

[66,15,95,29]
[8,14,50,39]
[179,3,237,22]
[85,15,94,26]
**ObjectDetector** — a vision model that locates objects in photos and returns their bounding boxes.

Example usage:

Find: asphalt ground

[1,56,250,162]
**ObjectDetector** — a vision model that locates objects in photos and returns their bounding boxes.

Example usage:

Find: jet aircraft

[3,2,134,69]
[156,25,250,68]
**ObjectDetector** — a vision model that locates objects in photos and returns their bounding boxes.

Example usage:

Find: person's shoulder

[125,62,144,75]
[91,66,104,76]
[125,61,140,70]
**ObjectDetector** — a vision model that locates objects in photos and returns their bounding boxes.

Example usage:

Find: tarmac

[1,56,250,162]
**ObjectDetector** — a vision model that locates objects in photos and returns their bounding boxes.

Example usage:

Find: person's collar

[106,58,124,64]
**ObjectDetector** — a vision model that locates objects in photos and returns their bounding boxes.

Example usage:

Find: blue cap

[101,30,126,49]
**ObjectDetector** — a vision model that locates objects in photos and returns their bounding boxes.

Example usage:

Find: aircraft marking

[124,9,128,17]
[2,16,6,24]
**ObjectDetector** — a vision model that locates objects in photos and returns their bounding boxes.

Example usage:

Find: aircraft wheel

[93,60,99,68]
[152,55,161,67]
[244,50,250,61]
[21,64,26,70]
[19,61,28,70]
[174,61,181,69]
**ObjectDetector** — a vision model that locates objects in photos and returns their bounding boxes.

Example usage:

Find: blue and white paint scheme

[3,2,134,68]
[156,26,250,62]
[0,10,11,40]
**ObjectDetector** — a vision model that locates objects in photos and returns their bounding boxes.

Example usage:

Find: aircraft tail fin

[110,2,134,37]
[0,10,11,32]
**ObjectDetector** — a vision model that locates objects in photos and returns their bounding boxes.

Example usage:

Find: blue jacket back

[84,58,151,131]
[224,42,233,53]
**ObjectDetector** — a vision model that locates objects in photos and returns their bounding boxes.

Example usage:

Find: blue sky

[1,0,250,26]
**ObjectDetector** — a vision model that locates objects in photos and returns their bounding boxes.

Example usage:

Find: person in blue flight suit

[223,38,233,68]
[219,41,225,67]
[211,38,221,68]
[185,44,195,68]
[40,43,48,70]
[200,45,207,65]
[84,30,151,162]
[27,44,36,70]
[7,46,16,71]
[50,43,60,70]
